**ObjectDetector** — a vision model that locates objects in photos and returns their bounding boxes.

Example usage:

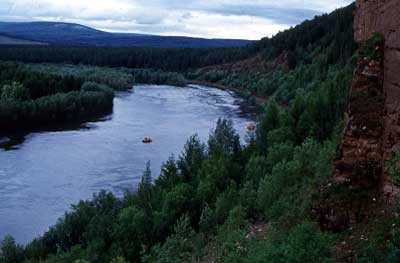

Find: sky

[0,0,354,40]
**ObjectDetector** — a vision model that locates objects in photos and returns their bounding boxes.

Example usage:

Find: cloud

[0,0,354,40]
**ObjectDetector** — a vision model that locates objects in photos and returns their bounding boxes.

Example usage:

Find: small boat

[142,137,153,143]
[247,123,256,131]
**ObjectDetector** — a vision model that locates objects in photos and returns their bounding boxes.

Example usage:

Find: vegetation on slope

[189,3,356,102]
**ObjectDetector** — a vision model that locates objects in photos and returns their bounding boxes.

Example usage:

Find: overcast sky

[0,0,354,40]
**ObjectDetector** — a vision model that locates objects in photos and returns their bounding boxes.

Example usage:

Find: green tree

[0,235,25,263]
[208,118,241,157]
[148,215,196,263]
[156,156,180,191]
[257,99,280,154]
[1,82,30,101]
[136,161,153,215]
[113,206,148,261]
[178,134,205,181]
[282,223,333,263]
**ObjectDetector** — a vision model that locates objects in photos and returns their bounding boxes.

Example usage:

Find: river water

[0,84,253,244]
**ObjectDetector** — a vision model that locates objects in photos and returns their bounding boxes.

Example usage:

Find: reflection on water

[0,84,254,244]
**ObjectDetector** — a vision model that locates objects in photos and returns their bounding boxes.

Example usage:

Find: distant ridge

[0,34,47,45]
[0,21,252,48]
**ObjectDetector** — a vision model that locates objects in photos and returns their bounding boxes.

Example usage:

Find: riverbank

[189,80,266,112]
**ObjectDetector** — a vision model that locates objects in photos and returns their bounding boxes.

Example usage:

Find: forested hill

[0,5,355,71]
[0,34,47,45]
[0,21,252,48]
[191,3,357,104]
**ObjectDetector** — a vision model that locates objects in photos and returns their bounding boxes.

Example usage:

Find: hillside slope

[0,34,46,45]
[0,21,252,48]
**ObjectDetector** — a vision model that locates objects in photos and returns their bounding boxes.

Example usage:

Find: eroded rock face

[355,0,400,162]
[335,0,400,194]
[334,52,384,190]
[315,0,399,243]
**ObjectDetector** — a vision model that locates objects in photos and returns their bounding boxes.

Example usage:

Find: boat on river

[142,137,153,143]
[247,123,256,131]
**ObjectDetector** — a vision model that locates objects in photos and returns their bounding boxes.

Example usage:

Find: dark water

[0,84,253,244]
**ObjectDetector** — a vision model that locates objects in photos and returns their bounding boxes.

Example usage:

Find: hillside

[190,3,356,104]
[0,34,47,45]
[0,21,252,48]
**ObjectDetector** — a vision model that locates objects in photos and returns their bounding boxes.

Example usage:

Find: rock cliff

[335,0,400,196]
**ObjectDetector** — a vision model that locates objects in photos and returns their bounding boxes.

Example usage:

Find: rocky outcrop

[334,45,384,190]
[199,52,291,74]
[323,0,399,233]
[356,0,400,192]
[323,38,385,233]
[314,3,399,258]
[335,0,400,195]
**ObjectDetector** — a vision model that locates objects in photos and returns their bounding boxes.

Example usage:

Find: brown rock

[335,0,400,193]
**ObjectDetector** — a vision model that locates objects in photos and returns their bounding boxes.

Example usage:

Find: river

[0,84,254,244]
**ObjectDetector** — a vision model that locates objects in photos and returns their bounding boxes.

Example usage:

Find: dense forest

[0,46,250,72]
[2,3,400,263]
[0,63,121,132]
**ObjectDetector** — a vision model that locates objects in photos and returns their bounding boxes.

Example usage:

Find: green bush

[387,151,400,185]
[360,32,385,60]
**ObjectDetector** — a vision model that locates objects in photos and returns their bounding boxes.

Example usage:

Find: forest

[0,62,117,132]
[2,3,400,263]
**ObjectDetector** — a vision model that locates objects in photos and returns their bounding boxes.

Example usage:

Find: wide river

[0,84,254,244]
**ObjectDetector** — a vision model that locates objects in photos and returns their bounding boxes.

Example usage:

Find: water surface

[0,85,253,244]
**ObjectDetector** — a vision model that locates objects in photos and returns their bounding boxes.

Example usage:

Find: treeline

[0,62,83,100]
[126,69,187,87]
[27,63,189,88]
[0,46,251,72]
[252,3,356,66]
[190,60,354,104]
[190,4,357,101]
[0,63,117,132]
[27,64,134,91]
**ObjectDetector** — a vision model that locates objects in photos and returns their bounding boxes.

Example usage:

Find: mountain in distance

[0,34,47,45]
[0,21,252,48]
